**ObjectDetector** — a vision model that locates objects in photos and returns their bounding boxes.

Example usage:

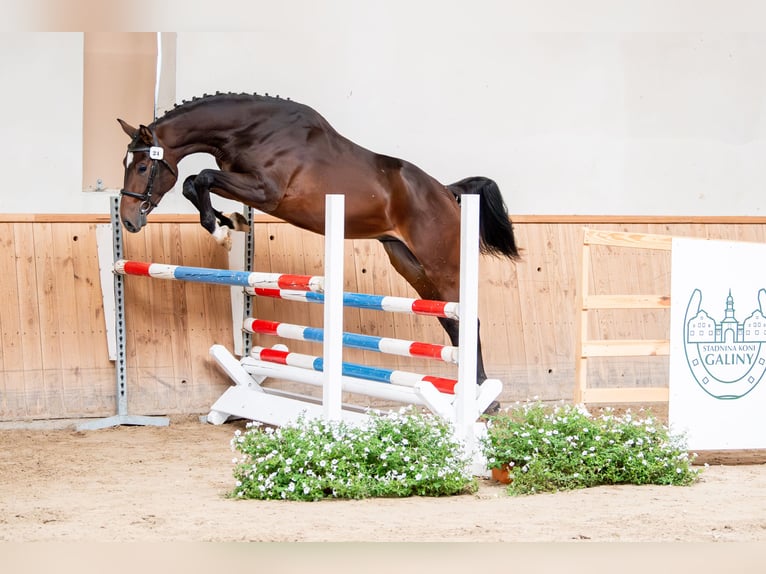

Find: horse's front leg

[182,173,251,250]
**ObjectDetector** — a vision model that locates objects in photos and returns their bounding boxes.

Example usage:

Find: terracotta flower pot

[491,464,513,484]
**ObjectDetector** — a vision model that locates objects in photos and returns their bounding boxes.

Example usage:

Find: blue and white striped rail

[249,346,457,394]
[246,287,459,320]
[114,259,324,291]
[244,318,458,363]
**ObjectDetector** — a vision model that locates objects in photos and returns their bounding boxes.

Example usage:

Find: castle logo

[683,288,766,400]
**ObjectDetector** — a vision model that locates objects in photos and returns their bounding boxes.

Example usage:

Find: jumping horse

[118,93,519,406]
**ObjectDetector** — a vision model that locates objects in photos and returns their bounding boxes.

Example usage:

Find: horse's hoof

[213,225,233,251]
[227,212,251,232]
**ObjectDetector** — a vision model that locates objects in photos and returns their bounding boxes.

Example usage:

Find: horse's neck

[156,114,222,160]
[157,101,258,159]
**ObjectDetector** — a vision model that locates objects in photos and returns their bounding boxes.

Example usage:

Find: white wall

[172,20,766,216]
[0,33,94,213]
[3,4,766,215]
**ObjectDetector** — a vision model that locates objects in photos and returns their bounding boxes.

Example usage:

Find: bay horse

[118,93,519,405]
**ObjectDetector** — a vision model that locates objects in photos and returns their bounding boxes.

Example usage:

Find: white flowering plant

[230,407,477,500]
[481,401,702,495]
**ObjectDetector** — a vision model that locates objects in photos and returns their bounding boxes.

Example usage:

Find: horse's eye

[137,164,148,174]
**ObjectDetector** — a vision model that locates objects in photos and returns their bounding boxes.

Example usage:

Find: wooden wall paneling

[12,224,45,418]
[0,223,22,417]
[9,216,766,422]
[179,224,208,411]
[129,225,161,413]
[534,224,561,369]
[490,224,531,386]
[54,222,84,416]
[478,240,521,390]
[512,224,550,392]
[738,223,766,244]
[179,225,229,410]
[544,224,580,391]
[161,223,193,411]
[69,223,114,415]
[537,223,574,387]
[202,235,237,407]
[178,224,207,410]
[32,222,66,417]
[146,224,178,412]
[518,223,547,368]
[122,225,155,413]
[145,224,175,413]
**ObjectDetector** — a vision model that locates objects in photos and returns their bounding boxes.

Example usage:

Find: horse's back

[207,96,458,240]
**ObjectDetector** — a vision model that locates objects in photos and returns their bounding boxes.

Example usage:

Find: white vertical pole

[323,194,345,421]
[456,194,480,441]
[154,32,162,120]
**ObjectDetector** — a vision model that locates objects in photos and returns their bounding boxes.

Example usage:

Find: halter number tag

[149,146,164,160]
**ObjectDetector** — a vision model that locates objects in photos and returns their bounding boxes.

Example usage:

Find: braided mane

[154,91,291,125]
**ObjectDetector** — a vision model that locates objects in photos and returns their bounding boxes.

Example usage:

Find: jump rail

[243,318,459,364]
[249,345,457,393]
[114,260,460,319]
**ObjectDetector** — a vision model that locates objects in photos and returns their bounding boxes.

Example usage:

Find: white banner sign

[669,237,766,450]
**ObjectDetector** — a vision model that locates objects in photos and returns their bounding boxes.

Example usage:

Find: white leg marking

[213,223,232,251]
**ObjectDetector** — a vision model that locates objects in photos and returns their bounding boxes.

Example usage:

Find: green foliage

[230,408,477,500]
[481,401,702,495]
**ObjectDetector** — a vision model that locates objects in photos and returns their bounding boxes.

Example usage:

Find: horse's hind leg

[378,238,490,385]
[436,316,489,384]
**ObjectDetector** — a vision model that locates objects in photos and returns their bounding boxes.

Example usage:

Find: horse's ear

[137,124,154,146]
[117,118,138,138]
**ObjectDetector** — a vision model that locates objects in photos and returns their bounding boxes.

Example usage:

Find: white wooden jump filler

[114,195,502,452]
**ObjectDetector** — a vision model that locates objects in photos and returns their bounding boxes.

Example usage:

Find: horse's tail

[448,176,520,260]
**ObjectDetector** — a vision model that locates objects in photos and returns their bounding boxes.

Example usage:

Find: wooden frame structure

[574,228,673,404]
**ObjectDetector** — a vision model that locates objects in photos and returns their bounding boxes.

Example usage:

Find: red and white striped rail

[243,318,459,364]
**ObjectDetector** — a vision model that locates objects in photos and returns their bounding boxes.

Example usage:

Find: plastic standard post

[456,194,480,443]
[322,195,344,421]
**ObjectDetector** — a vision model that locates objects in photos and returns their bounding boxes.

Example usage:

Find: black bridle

[120,132,177,215]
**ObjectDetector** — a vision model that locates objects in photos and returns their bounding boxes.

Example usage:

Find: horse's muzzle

[120,209,147,233]
[122,218,142,233]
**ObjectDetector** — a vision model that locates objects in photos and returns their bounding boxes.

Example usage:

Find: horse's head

[118,119,179,233]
